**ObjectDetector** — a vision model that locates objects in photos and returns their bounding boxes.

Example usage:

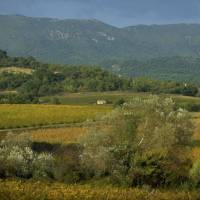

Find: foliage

[131,149,191,187]
[79,96,194,187]
[189,159,200,186]
[114,98,125,107]
[107,56,200,83]
[0,72,30,90]
[0,134,54,179]
[0,50,199,104]
[0,52,134,103]
[53,143,84,183]
[132,78,199,96]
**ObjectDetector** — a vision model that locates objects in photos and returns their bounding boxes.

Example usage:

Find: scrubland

[1,96,200,200]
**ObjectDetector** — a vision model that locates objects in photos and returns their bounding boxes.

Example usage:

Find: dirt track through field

[0,122,92,133]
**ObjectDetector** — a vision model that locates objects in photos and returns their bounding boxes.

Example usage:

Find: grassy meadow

[41,91,200,106]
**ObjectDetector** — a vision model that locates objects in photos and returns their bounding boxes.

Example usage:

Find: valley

[1,13,200,200]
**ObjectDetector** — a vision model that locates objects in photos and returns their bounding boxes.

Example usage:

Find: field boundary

[0,122,94,133]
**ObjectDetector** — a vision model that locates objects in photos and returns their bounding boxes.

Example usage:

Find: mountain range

[1,15,200,65]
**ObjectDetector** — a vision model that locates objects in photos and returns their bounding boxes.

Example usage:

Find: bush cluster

[79,96,196,188]
[0,138,54,179]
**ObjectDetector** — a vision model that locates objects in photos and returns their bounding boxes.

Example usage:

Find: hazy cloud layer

[0,0,200,27]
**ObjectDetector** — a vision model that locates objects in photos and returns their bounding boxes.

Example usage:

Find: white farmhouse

[97,100,107,105]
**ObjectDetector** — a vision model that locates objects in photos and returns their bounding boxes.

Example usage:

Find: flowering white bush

[33,152,55,178]
[0,138,54,178]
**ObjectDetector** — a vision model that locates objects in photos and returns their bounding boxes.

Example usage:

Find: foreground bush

[0,136,54,179]
[130,149,191,187]
[0,180,199,200]
[53,143,84,183]
[190,159,200,186]
[80,96,194,187]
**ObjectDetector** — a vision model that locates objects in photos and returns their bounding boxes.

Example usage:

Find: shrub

[0,135,54,179]
[79,96,194,187]
[53,143,84,183]
[51,97,61,105]
[189,159,200,186]
[32,153,55,179]
[80,130,114,178]
[130,149,191,187]
[114,98,125,107]
[31,141,60,153]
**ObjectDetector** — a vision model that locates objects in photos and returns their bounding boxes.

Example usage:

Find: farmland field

[41,92,151,105]
[41,91,200,107]
[1,97,200,200]
[0,104,111,129]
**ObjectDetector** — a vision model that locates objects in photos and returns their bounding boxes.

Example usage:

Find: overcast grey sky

[0,0,200,27]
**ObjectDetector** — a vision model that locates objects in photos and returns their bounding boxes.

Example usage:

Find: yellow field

[0,180,198,200]
[0,104,111,129]
[30,127,87,144]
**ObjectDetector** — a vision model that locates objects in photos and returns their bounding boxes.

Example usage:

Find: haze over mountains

[1,15,200,65]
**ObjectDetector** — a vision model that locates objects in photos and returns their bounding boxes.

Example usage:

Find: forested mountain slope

[1,15,200,64]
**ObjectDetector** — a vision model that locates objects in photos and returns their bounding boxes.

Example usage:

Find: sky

[0,0,200,27]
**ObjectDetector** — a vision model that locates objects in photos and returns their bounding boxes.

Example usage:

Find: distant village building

[97,100,107,105]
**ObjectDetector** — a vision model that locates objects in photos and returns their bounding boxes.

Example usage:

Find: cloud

[0,0,200,27]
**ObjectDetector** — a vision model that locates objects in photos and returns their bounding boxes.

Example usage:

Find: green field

[42,91,200,106]
[0,104,111,129]
[41,91,142,105]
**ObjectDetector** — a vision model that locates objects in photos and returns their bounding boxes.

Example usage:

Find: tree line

[0,50,199,104]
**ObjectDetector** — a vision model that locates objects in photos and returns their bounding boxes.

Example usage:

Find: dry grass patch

[30,127,87,144]
[191,147,200,161]
[0,66,33,74]
[0,180,199,200]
